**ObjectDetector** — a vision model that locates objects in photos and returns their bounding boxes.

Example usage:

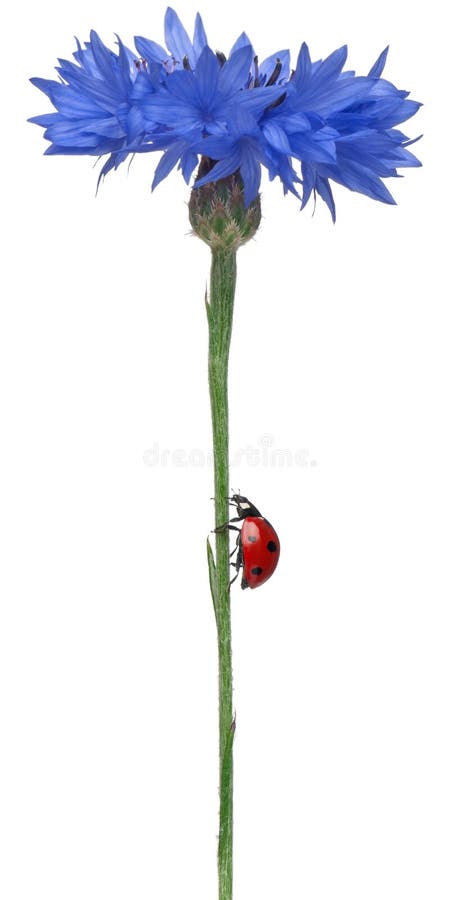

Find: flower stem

[206,246,237,900]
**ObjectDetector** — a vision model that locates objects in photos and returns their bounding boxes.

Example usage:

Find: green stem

[207,246,237,900]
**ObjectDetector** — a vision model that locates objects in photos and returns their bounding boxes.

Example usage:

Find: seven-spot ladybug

[216,494,280,589]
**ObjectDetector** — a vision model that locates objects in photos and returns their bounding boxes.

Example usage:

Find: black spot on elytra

[251,566,263,576]
[247,535,257,542]
[267,540,277,552]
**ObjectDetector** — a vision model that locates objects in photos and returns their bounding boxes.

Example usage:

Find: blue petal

[377,98,422,129]
[47,116,125,141]
[152,138,188,189]
[262,121,291,153]
[300,162,315,209]
[229,32,253,56]
[289,131,336,164]
[301,77,372,115]
[313,45,348,86]
[368,46,389,78]
[30,76,56,99]
[28,112,58,126]
[239,142,262,204]
[97,150,129,189]
[227,103,259,135]
[164,68,198,102]
[126,105,144,142]
[115,35,135,83]
[395,147,422,167]
[315,175,336,221]
[164,7,194,63]
[44,143,115,156]
[129,67,160,100]
[41,82,104,117]
[134,35,168,65]
[143,97,199,131]
[328,158,396,205]
[272,154,301,197]
[259,49,291,83]
[54,65,121,109]
[180,148,198,182]
[193,13,208,59]
[195,46,220,104]
[194,149,242,186]
[44,128,102,148]
[97,153,118,188]
[218,44,254,96]
[89,31,122,90]
[192,135,234,157]
[237,85,286,117]
[294,43,312,92]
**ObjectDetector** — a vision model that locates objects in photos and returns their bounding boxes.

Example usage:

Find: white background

[1,1,457,898]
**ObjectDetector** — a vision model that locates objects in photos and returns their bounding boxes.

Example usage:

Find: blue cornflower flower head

[29,7,421,220]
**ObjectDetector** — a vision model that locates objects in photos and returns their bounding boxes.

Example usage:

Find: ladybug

[216,494,280,589]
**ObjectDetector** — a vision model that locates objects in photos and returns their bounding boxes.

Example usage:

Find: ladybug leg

[213,522,244,590]
[214,521,241,534]
[229,533,243,589]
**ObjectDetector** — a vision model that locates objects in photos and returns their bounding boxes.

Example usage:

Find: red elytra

[239,515,280,588]
[216,494,280,589]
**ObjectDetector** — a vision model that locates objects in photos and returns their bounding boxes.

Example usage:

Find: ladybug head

[229,493,262,519]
